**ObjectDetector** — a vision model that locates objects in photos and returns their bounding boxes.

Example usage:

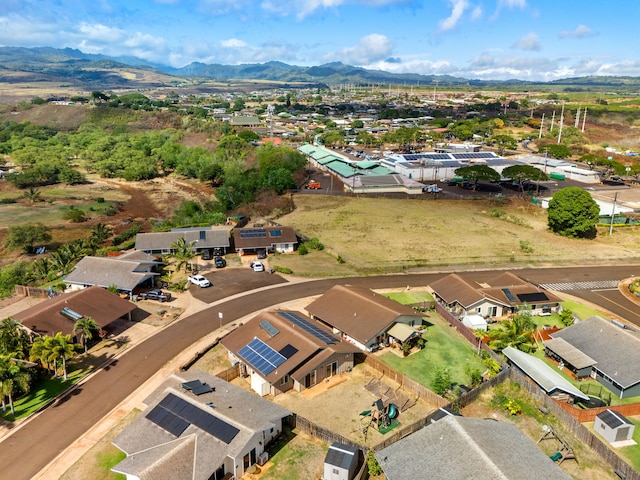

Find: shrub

[272,265,293,274]
[306,237,324,250]
[297,243,308,255]
[96,197,105,203]
[63,207,87,223]
[488,208,506,218]
[519,240,534,253]
[366,451,382,476]
[336,255,345,264]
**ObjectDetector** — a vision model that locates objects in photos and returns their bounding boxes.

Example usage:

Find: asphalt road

[2,265,639,480]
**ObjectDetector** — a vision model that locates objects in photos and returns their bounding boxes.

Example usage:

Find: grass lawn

[271,249,362,277]
[560,299,608,320]
[378,313,485,388]
[384,290,434,304]
[260,429,327,480]
[618,417,640,472]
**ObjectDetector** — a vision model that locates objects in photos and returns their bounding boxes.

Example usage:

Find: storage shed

[323,442,360,480]
[594,409,636,445]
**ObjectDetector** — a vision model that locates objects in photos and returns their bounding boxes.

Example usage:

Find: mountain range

[1,46,640,93]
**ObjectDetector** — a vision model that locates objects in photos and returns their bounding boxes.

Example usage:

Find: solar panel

[279,344,299,359]
[182,380,202,391]
[269,229,282,237]
[150,393,240,443]
[238,338,287,376]
[146,404,190,437]
[502,288,517,303]
[517,292,549,303]
[260,320,280,337]
[239,228,267,239]
[276,311,336,344]
[192,383,213,395]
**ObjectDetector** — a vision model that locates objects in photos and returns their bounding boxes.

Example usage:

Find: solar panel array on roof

[269,229,282,237]
[276,311,336,344]
[238,337,287,376]
[181,379,214,395]
[239,228,267,239]
[502,288,517,303]
[452,152,497,160]
[60,307,84,321]
[147,393,240,443]
[517,292,549,303]
[260,319,280,337]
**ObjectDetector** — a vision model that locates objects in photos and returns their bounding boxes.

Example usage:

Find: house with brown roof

[429,272,561,320]
[112,370,291,480]
[13,286,136,337]
[233,225,298,255]
[220,310,359,396]
[64,251,163,295]
[305,285,425,352]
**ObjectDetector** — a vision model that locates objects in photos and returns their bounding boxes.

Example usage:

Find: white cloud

[439,0,469,32]
[322,34,395,65]
[260,0,413,20]
[498,0,526,8]
[559,24,596,39]
[471,5,482,20]
[512,32,540,51]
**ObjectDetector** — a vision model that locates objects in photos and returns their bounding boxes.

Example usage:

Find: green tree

[547,187,600,238]
[501,164,549,195]
[492,134,518,155]
[431,366,452,396]
[170,237,197,273]
[487,306,536,353]
[0,318,31,358]
[4,224,52,253]
[454,165,500,190]
[23,187,42,204]
[74,317,100,353]
[89,223,112,246]
[0,355,31,415]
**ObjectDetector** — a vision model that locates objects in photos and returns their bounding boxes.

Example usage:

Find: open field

[274,195,640,275]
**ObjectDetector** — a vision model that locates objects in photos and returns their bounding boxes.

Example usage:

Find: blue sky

[1,0,639,81]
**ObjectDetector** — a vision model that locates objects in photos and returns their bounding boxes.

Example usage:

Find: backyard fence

[13,285,58,299]
[363,355,449,408]
[215,363,240,383]
[293,414,365,450]
[506,368,640,480]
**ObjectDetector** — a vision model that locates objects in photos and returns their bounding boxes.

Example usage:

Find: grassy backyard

[377,313,485,389]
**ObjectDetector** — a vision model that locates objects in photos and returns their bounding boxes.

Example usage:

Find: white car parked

[187,274,211,288]
[250,261,265,272]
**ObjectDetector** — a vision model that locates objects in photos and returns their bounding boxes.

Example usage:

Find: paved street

[0,264,638,479]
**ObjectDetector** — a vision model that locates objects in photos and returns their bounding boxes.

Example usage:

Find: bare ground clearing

[276,195,640,272]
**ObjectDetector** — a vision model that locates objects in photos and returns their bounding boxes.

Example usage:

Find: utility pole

[609,192,618,236]
[582,107,587,133]
[538,113,545,139]
[557,102,565,144]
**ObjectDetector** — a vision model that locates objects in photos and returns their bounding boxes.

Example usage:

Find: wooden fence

[434,302,506,365]
[13,285,57,299]
[363,355,448,408]
[506,368,640,480]
[215,363,240,383]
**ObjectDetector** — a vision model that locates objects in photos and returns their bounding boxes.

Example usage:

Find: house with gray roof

[306,285,424,352]
[112,370,291,480]
[550,316,640,399]
[429,272,562,320]
[135,226,231,256]
[375,415,573,480]
[64,251,162,295]
[502,346,589,404]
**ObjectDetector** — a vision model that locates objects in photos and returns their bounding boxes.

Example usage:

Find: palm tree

[0,355,31,415]
[74,317,99,353]
[0,318,31,359]
[487,307,537,353]
[49,333,77,381]
[89,223,112,247]
[27,257,53,283]
[29,335,55,376]
[170,237,196,273]
[23,187,41,204]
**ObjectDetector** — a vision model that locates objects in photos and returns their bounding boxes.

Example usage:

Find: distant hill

[2,46,640,93]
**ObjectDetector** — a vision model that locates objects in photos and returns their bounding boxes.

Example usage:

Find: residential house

[233,225,298,255]
[135,226,231,257]
[305,285,425,352]
[429,272,562,319]
[112,370,291,480]
[323,442,361,480]
[221,310,359,396]
[549,316,640,399]
[375,415,573,480]
[13,286,136,337]
[502,346,589,404]
[64,251,163,295]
